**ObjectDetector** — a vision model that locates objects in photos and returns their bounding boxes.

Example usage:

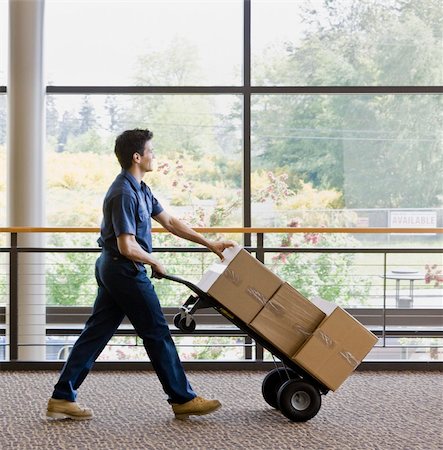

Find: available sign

[390,210,437,234]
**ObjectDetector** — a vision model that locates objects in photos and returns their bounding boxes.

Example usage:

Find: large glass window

[45,94,242,227]
[252,0,443,86]
[251,94,443,233]
[45,0,243,86]
[2,0,440,363]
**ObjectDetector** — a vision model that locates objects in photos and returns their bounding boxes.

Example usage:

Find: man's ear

[133,152,141,163]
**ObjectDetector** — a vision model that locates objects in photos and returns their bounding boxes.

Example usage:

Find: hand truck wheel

[178,316,196,332]
[173,313,182,329]
[261,367,298,409]
[277,379,321,422]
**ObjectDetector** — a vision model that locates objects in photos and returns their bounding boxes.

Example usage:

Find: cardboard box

[197,246,283,324]
[292,298,378,391]
[250,283,326,357]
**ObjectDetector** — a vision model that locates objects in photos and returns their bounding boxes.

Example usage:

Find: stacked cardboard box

[197,246,282,324]
[197,246,378,391]
[291,297,378,390]
[250,283,326,357]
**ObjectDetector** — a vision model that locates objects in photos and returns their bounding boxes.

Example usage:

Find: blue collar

[121,170,142,193]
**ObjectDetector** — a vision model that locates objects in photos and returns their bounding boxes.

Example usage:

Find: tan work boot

[172,396,221,420]
[46,398,94,420]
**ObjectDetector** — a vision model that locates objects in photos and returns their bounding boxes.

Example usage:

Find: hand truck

[155,271,330,422]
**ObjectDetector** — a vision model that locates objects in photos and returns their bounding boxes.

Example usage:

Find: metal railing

[0,227,442,369]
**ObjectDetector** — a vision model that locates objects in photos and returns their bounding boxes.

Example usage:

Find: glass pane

[46,94,242,227]
[88,336,247,361]
[45,0,243,86]
[265,251,376,308]
[386,253,443,309]
[252,0,443,86]
[155,253,223,306]
[0,95,5,226]
[175,336,246,361]
[367,337,443,361]
[46,252,97,307]
[265,250,443,309]
[0,0,7,86]
[251,94,443,247]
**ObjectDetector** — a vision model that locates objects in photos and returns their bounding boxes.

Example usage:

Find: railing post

[9,232,18,360]
[382,252,387,348]
[256,232,265,263]
[255,232,265,360]
[245,336,252,360]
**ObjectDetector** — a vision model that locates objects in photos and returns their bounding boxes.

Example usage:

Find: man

[47,128,235,421]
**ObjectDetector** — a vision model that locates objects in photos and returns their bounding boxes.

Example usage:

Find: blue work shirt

[97,170,163,255]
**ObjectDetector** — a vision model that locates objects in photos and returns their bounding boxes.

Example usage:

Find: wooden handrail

[0,226,442,234]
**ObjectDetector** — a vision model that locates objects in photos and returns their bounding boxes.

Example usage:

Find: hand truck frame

[156,271,330,422]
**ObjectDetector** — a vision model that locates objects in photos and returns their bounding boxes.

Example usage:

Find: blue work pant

[52,252,196,404]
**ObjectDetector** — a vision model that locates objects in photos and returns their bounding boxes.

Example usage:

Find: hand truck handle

[151,270,207,297]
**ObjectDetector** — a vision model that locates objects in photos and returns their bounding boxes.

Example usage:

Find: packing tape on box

[223,268,242,286]
[221,267,268,306]
[314,329,335,349]
[291,323,312,337]
[313,329,361,369]
[267,298,325,333]
[339,351,360,370]
[265,300,317,337]
[246,286,268,305]
[267,298,323,321]
[267,299,286,315]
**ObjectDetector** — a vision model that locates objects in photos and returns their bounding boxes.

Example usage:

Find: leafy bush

[46,235,97,306]
[269,230,371,307]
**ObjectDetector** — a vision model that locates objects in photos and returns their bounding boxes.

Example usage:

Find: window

[252,0,443,86]
[251,94,443,232]
[46,94,242,228]
[3,0,440,362]
[45,0,243,86]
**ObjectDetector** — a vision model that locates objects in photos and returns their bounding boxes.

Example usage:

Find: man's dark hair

[114,128,154,170]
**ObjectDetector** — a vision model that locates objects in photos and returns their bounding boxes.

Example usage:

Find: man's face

[139,139,155,172]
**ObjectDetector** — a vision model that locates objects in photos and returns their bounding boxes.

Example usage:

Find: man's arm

[117,233,166,275]
[153,210,236,260]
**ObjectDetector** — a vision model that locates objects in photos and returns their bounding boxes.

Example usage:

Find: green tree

[46,94,60,138]
[104,95,123,132]
[341,95,442,208]
[57,111,76,153]
[78,96,97,135]
[134,36,203,86]
[253,0,443,208]
[130,38,226,160]
[66,128,108,154]
[46,237,97,306]
[270,231,371,307]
